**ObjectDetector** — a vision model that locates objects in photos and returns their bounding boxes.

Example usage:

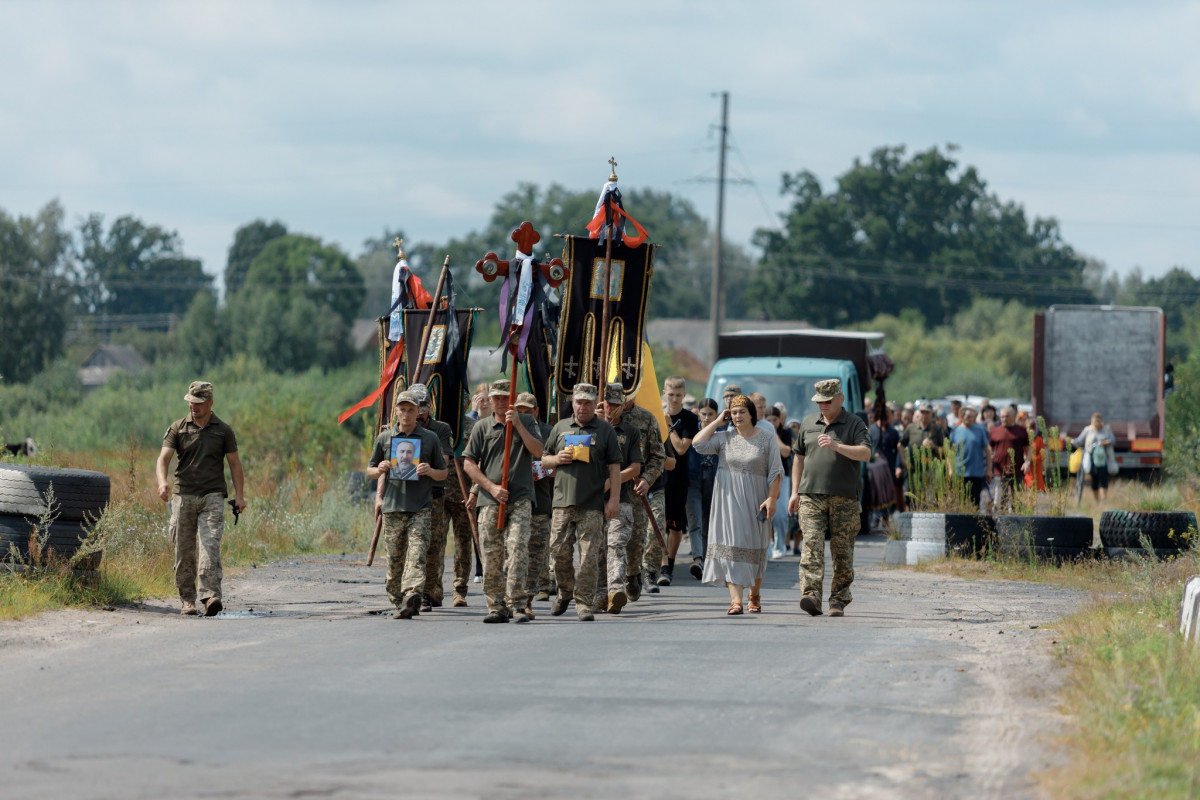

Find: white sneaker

[770,547,785,560]
[472,575,482,583]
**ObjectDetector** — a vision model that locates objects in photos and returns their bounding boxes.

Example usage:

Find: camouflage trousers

[383,508,431,609]
[477,499,532,615]
[596,502,634,604]
[549,506,605,615]
[797,494,859,611]
[527,513,551,597]
[423,493,447,602]
[425,461,475,599]
[635,491,666,575]
[169,492,225,603]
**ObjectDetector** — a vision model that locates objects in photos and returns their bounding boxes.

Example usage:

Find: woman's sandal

[727,601,744,615]
[747,592,762,613]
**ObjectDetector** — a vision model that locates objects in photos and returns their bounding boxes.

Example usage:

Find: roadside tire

[994,515,1093,552]
[0,464,111,522]
[0,513,100,566]
[1098,510,1197,550]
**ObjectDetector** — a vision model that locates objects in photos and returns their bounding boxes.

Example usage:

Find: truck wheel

[0,464,111,522]
[0,514,99,566]
[1098,510,1197,550]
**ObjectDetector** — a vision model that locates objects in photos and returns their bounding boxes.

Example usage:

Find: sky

[2,0,1198,297]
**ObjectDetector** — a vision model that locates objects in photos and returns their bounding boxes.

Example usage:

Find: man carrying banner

[543,383,622,622]
[514,392,555,612]
[411,383,456,612]
[619,391,665,602]
[367,390,448,619]
[594,383,644,614]
[461,379,543,624]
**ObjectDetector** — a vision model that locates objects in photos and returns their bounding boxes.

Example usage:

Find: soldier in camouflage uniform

[514,392,554,611]
[593,383,644,614]
[787,379,872,617]
[461,379,543,623]
[411,384,455,612]
[618,395,665,602]
[368,390,449,619]
[543,383,622,621]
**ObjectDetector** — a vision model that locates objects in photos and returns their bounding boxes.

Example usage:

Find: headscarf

[728,394,758,427]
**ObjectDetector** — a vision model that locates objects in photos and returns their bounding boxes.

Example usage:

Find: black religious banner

[399,307,479,454]
[555,235,654,406]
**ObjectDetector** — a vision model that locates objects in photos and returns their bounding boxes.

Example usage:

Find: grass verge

[917,549,1200,798]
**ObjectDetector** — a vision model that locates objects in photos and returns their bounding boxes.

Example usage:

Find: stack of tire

[0,464,111,571]
[993,515,1095,563]
[1100,510,1198,560]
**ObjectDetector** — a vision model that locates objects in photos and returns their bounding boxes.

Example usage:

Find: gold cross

[392,237,406,259]
[608,157,618,182]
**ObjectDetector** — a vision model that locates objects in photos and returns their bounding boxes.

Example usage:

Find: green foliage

[177,289,225,371]
[862,296,1034,401]
[76,213,210,316]
[906,444,975,513]
[225,219,287,297]
[0,201,74,382]
[748,145,1090,327]
[1165,349,1200,483]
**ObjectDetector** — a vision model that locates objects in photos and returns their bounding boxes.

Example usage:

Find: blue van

[703,329,885,417]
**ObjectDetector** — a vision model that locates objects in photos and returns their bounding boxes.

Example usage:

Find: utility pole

[709,91,728,368]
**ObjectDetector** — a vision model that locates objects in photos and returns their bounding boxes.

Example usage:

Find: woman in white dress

[692,394,783,615]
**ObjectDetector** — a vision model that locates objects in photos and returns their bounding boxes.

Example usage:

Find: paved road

[0,536,1079,799]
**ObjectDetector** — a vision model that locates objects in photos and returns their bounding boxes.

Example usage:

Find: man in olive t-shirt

[595,383,644,615]
[156,381,246,617]
[461,379,544,624]
[542,383,621,621]
[788,378,871,617]
[368,390,448,619]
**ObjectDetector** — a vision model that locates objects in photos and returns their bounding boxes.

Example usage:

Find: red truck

[1032,305,1166,475]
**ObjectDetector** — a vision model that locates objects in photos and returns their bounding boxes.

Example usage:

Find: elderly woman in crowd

[692,394,783,615]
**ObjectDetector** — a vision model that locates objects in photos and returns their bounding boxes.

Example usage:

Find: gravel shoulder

[0,535,1080,799]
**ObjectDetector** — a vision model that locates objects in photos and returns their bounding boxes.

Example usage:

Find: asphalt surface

[0,535,1080,799]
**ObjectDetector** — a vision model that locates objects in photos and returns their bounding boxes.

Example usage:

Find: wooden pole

[497,331,520,530]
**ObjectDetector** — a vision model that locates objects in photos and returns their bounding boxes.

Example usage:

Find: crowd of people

[157,374,871,622]
[865,397,1118,518]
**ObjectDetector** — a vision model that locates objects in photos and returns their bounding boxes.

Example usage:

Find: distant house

[79,344,149,389]
[352,319,382,353]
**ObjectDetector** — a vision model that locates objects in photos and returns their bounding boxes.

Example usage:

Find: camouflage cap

[722,382,743,398]
[394,390,419,407]
[514,392,538,409]
[184,381,213,403]
[811,379,842,402]
[573,383,598,402]
[488,379,511,397]
[407,383,429,404]
[603,382,624,403]
[918,402,933,412]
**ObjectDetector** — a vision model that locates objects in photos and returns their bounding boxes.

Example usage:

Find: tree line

[2,144,1195,385]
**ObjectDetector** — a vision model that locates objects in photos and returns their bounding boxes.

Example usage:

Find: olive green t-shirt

[461,412,540,507]
[369,425,446,513]
[794,409,870,499]
[544,415,621,510]
[609,416,645,505]
[163,413,238,497]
